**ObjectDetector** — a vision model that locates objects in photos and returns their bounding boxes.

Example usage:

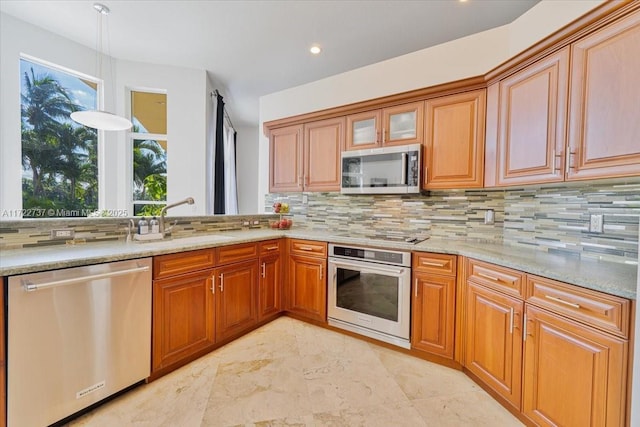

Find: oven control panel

[329,244,410,267]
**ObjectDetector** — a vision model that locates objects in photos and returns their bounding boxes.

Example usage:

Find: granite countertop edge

[1,229,637,299]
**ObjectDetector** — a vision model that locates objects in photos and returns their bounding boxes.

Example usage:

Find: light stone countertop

[1,228,637,299]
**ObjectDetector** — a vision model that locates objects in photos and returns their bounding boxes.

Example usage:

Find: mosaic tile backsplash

[266,179,640,263]
[0,215,278,250]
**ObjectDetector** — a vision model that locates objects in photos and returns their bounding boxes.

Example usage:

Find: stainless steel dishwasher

[7,257,152,427]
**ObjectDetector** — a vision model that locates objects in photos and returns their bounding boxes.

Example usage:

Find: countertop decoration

[269,202,292,230]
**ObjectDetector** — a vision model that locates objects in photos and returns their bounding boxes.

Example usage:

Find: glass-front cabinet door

[382,101,424,145]
[346,110,381,150]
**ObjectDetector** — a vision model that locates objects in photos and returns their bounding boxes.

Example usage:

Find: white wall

[235,125,260,214]
[0,12,209,217]
[257,0,606,212]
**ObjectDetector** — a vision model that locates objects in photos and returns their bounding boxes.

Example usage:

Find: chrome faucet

[159,197,195,236]
[126,218,135,243]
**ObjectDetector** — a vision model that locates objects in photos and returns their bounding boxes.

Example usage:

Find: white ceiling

[1,0,540,127]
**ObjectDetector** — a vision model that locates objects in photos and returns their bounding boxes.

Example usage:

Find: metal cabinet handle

[477,272,500,282]
[553,149,563,173]
[382,128,386,144]
[265,246,278,251]
[566,149,577,171]
[421,261,446,267]
[509,307,514,334]
[545,294,580,309]
[209,275,215,294]
[299,245,314,251]
[400,152,407,185]
[219,273,224,292]
[414,278,418,298]
[261,262,266,278]
[523,313,527,341]
[319,265,323,281]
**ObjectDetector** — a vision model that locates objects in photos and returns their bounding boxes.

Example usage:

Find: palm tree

[133,139,166,200]
[21,67,79,199]
[56,124,97,205]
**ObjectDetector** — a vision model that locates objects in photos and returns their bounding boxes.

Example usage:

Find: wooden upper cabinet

[382,101,424,146]
[423,90,485,189]
[346,109,381,150]
[304,117,344,192]
[269,124,303,192]
[567,10,640,180]
[346,102,423,150]
[522,305,628,427]
[495,48,569,186]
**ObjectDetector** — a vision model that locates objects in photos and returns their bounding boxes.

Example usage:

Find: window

[130,90,167,216]
[20,57,99,217]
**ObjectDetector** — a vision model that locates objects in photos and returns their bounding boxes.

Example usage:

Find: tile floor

[68,317,523,426]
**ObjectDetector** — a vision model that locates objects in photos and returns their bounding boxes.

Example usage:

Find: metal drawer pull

[219,273,224,292]
[319,266,323,280]
[261,262,266,278]
[421,261,446,267]
[414,278,418,298]
[265,246,278,251]
[299,245,314,251]
[545,295,580,309]
[477,272,500,282]
[209,276,215,294]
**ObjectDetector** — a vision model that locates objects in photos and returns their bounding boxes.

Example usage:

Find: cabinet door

[424,90,485,189]
[567,11,640,180]
[286,254,327,322]
[215,260,259,341]
[346,110,381,150]
[522,305,628,427]
[152,270,215,371]
[465,282,523,410]
[269,124,303,192]
[496,48,569,186]
[411,272,456,358]
[304,117,345,192]
[259,253,281,321]
[383,101,424,146]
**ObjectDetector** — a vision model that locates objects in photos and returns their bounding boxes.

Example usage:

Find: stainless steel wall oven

[327,243,411,348]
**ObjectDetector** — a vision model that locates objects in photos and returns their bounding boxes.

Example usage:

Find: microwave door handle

[401,152,407,184]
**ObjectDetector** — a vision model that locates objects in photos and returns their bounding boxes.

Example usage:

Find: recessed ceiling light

[459,0,468,2]
[310,45,322,55]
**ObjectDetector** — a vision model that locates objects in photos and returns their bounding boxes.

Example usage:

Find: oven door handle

[329,260,407,276]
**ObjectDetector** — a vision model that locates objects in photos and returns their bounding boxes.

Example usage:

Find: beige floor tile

[412,390,524,426]
[293,320,372,358]
[202,356,312,426]
[68,351,219,427]
[371,344,480,400]
[312,400,426,427]
[245,414,316,426]
[301,350,409,414]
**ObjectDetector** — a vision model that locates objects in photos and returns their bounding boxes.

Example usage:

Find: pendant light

[71,3,132,131]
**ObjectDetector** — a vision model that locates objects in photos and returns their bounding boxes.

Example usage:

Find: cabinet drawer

[153,249,216,279]
[526,275,631,339]
[216,243,258,265]
[467,258,525,298]
[413,252,456,276]
[259,239,282,255]
[289,239,327,257]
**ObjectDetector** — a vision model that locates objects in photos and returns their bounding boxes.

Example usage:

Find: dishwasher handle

[23,265,151,292]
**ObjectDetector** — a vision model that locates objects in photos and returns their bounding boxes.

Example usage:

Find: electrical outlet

[589,214,604,233]
[242,221,250,227]
[302,194,308,204]
[50,229,75,239]
[484,209,495,225]
[252,220,260,225]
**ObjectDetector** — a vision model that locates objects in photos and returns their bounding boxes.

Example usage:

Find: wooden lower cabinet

[215,259,259,341]
[286,254,327,322]
[522,305,628,427]
[411,271,456,358]
[259,253,281,321]
[152,270,216,372]
[1,277,5,427]
[465,281,524,410]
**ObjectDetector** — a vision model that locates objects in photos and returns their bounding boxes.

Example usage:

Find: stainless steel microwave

[341,144,421,194]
